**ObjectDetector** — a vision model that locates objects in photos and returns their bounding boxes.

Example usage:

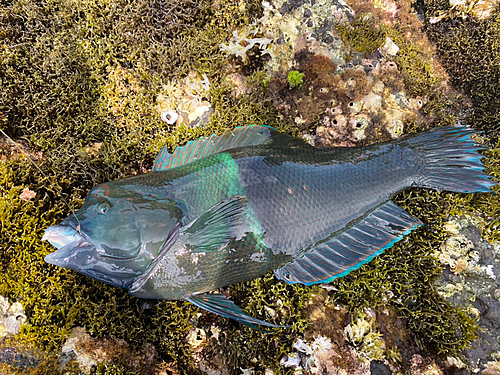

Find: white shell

[161,110,179,124]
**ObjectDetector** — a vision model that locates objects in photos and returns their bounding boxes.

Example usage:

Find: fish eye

[97,202,111,214]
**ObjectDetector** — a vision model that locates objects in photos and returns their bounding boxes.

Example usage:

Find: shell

[161,110,179,125]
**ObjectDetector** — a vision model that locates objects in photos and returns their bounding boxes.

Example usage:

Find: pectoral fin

[185,293,286,328]
[129,197,248,296]
[182,196,248,252]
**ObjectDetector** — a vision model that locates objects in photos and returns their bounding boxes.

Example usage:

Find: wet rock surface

[436,216,500,372]
[0,296,26,338]
[0,347,40,370]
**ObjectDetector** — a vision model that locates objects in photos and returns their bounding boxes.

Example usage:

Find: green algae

[335,16,387,59]
[287,70,304,89]
[201,273,314,371]
[473,140,500,243]
[0,0,287,372]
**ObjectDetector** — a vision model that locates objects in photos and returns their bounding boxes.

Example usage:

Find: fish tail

[408,126,497,193]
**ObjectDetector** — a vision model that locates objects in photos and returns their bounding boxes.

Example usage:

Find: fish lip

[43,220,95,271]
[44,238,95,271]
[42,220,92,247]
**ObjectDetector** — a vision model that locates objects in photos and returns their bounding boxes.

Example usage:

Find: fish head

[43,181,186,289]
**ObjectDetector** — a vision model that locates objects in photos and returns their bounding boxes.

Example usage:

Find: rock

[156,73,212,128]
[0,347,40,369]
[61,327,157,373]
[371,361,392,375]
[378,37,400,57]
[436,216,500,372]
[0,296,26,337]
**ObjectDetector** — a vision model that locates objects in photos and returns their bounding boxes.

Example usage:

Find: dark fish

[43,126,495,327]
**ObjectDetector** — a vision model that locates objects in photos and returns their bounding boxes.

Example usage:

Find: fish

[43,125,496,327]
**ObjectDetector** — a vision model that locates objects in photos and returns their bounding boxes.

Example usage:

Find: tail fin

[408,127,496,193]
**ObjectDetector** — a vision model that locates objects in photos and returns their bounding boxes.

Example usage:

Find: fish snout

[43,224,96,271]
[44,239,96,271]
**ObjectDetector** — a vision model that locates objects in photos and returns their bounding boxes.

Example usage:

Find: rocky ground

[1,0,499,374]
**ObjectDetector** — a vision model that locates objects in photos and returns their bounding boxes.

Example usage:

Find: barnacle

[160,110,179,125]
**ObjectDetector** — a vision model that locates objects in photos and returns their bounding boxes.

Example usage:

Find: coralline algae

[156,72,213,128]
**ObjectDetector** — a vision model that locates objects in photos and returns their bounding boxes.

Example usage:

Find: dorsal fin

[274,201,423,285]
[153,125,276,171]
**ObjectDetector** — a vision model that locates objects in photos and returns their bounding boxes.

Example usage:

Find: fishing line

[0,129,82,233]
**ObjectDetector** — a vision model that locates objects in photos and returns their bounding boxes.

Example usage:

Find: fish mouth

[43,223,95,271]
[42,223,84,249]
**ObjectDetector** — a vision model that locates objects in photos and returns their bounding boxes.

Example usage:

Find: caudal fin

[408,127,496,193]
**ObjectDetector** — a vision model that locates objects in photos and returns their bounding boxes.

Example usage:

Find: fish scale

[43,125,496,327]
[227,143,413,256]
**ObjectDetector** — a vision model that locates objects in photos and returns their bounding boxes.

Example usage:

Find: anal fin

[184,293,287,328]
[274,201,423,285]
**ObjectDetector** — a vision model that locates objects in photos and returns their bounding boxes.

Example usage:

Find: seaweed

[287,70,305,89]
[0,0,285,372]
[425,7,500,140]
[335,16,387,59]
[329,188,483,359]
